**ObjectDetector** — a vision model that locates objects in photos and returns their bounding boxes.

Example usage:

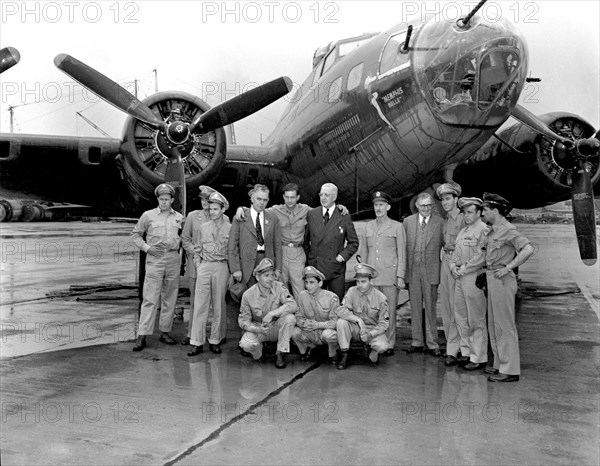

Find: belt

[256,250,266,254]
[487,264,506,271]
[202,259,227,263]
[282,242,303,248]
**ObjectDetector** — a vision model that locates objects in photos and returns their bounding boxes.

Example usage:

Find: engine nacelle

[119,91,227,212]
[454,113,599,209]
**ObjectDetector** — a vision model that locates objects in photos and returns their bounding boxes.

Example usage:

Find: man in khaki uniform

[436,182,466,366]
[292,266,339,361]
[181,186,229,346]
[187,191,231,357]
[238,258,298,369]
[449,197,488,370]
[131,183,184,351]
[358,190,405,355]
[335,263,390,370]
[482,193,534,382]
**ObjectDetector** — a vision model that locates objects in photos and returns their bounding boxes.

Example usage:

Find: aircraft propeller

[512,104,599,265]
[0,47,21,74]
[54,53,292,215]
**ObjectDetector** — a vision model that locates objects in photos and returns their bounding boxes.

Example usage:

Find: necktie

[324,209,330,225]
[421,217,427,231]
[256,213,264,246]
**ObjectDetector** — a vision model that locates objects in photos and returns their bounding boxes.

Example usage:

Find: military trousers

[376,285,398,349]
[191,261,229,346]
[239,314,296,359]
[486,270,520,375]
[292,327,338,357]
[138,251,180,336]
[282,245,306,299]
[440,259,463,356]
[454,272,486,362]
[336,320,389,353]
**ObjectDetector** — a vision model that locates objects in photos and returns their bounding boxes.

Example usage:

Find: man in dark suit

[404,192,444,356]
[304,183,359,300]
[228,184,282,288]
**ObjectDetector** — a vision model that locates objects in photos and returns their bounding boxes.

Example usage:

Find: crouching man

[335,264,390,369]
[238,258,298,369]
[292,266,339,362]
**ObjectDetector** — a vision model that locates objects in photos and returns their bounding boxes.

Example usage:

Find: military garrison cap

[253,258,275,277]
[302,266,326,281]
[458,197,483,209]
[436,181,462,199]
[371,191,392,204]
[154,183,175,197]
[354,263,378,279]
[208,191,229,210]
[483,192,511,211]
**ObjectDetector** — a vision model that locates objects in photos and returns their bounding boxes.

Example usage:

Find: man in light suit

[404,192,444,356]
[304,183,359,301]
[228,184,282,289]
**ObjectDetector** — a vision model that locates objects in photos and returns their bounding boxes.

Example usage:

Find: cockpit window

[379,32,410,75]
[478,50,520,109]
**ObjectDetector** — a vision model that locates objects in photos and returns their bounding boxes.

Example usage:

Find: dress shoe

[180,337,191,346]
[240,349,253,358]
[331,351,341,365]
[405,346,424,354]
[187,345,203,356]
[275,351,287,369]
[463,362,486,371]
[383,349,395,356]
[488,373,519,382]
[132,336,146,352]
[484,366,499,375]
[209,344,222,354]
[159,333,177,345]
[336,352,349,370]
[457,356,470,367]
[425,348,442,357]
[444,355,457,366]
[299,349,312,362]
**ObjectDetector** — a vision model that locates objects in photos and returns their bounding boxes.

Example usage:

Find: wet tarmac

[1,222,599,465]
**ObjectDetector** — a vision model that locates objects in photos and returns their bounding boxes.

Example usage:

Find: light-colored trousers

[190,261,229,346]
[282,245,306,299]
[188,277,226,339]
[376,285,398,349]
[138,251,180,336]
[336,320,389,353]
[239,314,296,359]
[409,263,439,349]
[454,272,486,362]
[487,270,520,375]
[292,327,338,357]
[440,259,464,356]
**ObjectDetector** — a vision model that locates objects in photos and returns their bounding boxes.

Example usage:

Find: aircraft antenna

[134,79,139,98]
[458,0,487,29]
[76,111,112,138]
[7,102,37,132]
[153,68,158,92]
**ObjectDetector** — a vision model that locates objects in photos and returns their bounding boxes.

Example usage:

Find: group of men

[131,179,533,381]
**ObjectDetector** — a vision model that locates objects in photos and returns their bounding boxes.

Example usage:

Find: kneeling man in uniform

[292,266,339,362]
[335,264,390,369]
[238,258,298,368]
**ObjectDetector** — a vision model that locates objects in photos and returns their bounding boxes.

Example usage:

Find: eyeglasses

[419,204,433,208]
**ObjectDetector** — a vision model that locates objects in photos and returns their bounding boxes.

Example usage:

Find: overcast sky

[1,0,598,145]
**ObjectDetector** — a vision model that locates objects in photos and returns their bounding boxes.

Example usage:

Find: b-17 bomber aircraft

[0,1,598,264]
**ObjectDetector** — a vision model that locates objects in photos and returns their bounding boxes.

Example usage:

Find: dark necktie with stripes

[256,213,264,246]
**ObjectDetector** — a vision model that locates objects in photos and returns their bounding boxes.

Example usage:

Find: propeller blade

[571,160,597,265]
[0,47,20,74]
[512,104,573,147]
[54,54,166,130]
[190,76,293,134]
[164,147,186,216]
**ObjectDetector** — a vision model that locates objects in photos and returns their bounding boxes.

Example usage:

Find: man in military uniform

[449,197,488,370]
[404,192,444,356]
[436,182,466,366]
[187,191,231,356]
[335,263,390,370]
[181,186,229,346]
[238,258,298,368]
[482,193,534,382]
[358,191,406,355]
[131,183,185,351]
[291,266,339,361]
